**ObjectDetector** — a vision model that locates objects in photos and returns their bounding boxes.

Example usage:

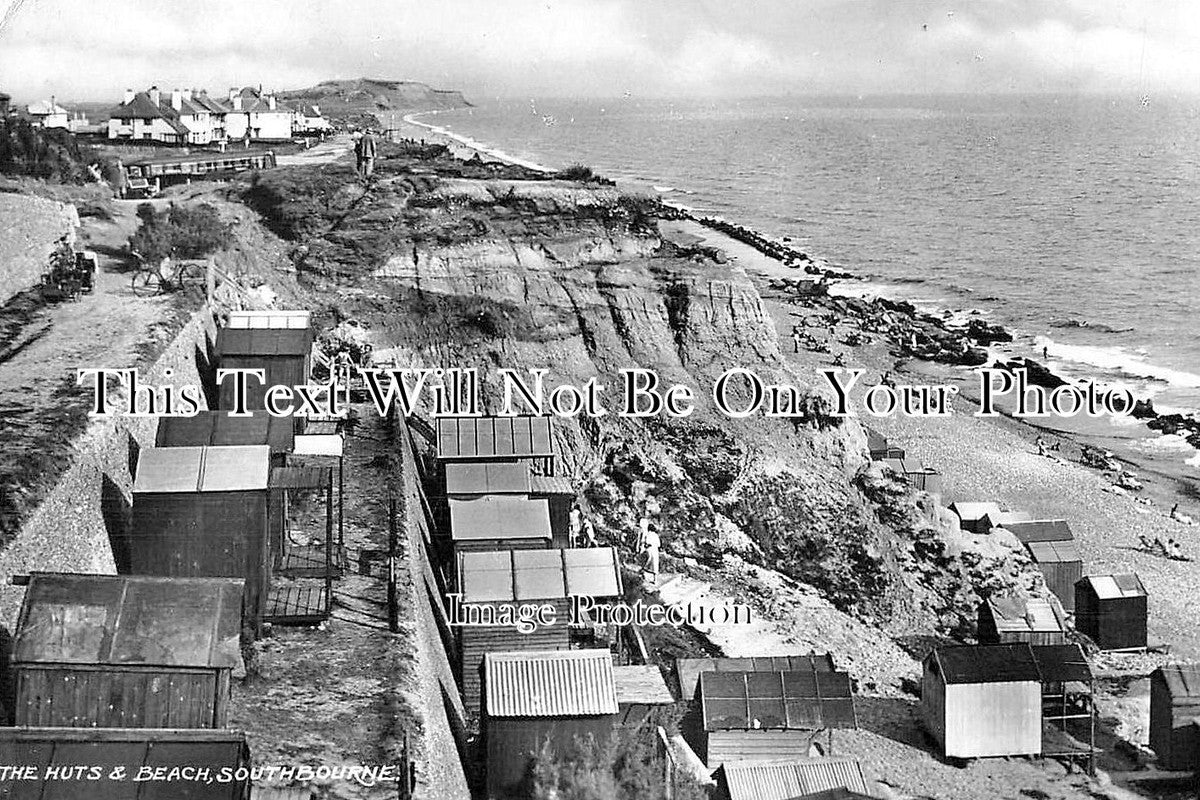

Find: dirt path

[277,134,354,167]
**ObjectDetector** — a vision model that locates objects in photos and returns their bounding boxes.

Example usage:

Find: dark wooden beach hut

[948,502,1002,535]
[448,494,553,553]
[1150,663,1200,771]
[455,547,622,713]
[880,457,942,495]
[9,572,244,729]
[1075,574,1148,651]
[155,410,294,462]
[436,415,557,476]
[714,759,873,800]
[922,643,1042,759]
[127,445,271,632]
[530,473,575,547]
[977,595,1067,646]
[216,325,313,414]
[1032,644,1096,771]
[864,425,904,461]
[483,649,619,796]
[0,726,251,800]
[1000,519,1083,611]
[613,664,675,727]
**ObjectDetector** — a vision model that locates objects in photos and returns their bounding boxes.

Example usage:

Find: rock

[1130,398,1157,419]
[964,318,1013,344]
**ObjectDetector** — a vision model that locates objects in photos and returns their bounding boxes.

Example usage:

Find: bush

[128,202,230,263]
[0,119,113,184]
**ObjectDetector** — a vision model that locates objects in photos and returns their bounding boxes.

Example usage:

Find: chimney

[268,94,276,111]
[171,89,182,111]
[148,86,161,107]
[124,88,134,105]
[228,87,238,102]
[182,88,193,102]
[50,95,57,112]
[233,95,243,111]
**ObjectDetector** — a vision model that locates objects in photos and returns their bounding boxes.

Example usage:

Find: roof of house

[613,665,675,706]
[193,92,230,114]
[717,759,871,800]
[133,445,271,493]
[448,495,552,542]
[677,655,839,700]
[1154,664,1200,698]
[928,643,1041,685]
[1031,644,1093,684]
[13,573,244,669]
[484,649,618,718]
[436,415,555,460]
[983,595,1067,634]
[1079,573,1146,600]
[1025,538,1082,564]
[445,461,532,495]
[216,327,313,356]
[699,670,858,732]
[27,99,68,115]
[1000,519,1074,543]
[155,411,294,454]
[457,547,622,602]
[109,90,168,120]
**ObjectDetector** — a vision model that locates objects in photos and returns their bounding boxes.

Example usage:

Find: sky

[2,0,1199,102]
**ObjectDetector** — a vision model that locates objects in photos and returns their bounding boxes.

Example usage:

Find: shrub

[128,202,230,263]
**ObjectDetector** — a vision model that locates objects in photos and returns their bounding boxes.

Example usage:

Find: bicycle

[130,253,208,297]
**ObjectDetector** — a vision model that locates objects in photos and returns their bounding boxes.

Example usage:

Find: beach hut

[977,595,1067,646]
[530,473,576,547]
[864,425,904,461]
[999,520,1082,611]
[880,458,942,495]
[676,655,840,704]
[291,431,346,564]
[448,495,553,553]
[921,643,1042,759]
[696,668,858,768]
[436,415,556,476]
[482,649,619,796]
[948,502,1002,535]
[0,727,251,799]
[264,464,335,624]
[1075,574,1148,651]
[444,460,532,497]
[454,547,622,713]
[980,509,1033,531]
[1150,664,1200,771]
[155,410,294,462]
[9,572,243,729]
[215,324,313,415]
[714,759,873,800]
[613,664,676,727]
[1032,644,1095,769]
[127,445,271,632]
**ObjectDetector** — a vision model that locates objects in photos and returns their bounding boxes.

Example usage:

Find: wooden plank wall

[15,667,223,728]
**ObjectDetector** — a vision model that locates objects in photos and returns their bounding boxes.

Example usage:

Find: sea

[420,95,1200,459]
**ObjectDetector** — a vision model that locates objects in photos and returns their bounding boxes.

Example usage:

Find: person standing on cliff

[791,326,801,353]
[357,130,378,181]
[642,523,661,585]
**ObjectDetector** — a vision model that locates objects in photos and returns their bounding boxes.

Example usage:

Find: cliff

[278,77,470,126]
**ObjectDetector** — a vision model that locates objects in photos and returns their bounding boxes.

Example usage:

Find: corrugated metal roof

[436,416,555,460]
[1155,663,1200,698]
[929,643,1041,685]
[269,465,332,490]
[529,474,574,496]
[226,309,312,330]
[949,502,1002,523]
[458,547,622,602]
[700,671,857,732]
[1025,539,1082,564]
[1032,644,1093,684]
[677,655,837,699]
[613,665,675,706]
[445,461,532,495]
[13,573,243,669]
[134,445,270,493]
[1083,573,1146,600]
[719,759,871,800]
[448,495,552,541]
[216,327,313,357]
[984,596,1066,634]
[156,411,294,454]
[1002,519,1074,543]
[484,649,618,718]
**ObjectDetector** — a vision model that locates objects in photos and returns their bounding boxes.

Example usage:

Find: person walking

[791,326,801,353]
[642,523,661,585]
[581,518,598,547]
[358,130,378,181]
[568,503,583,548]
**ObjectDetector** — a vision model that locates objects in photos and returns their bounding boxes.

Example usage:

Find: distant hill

[277,78,470,127]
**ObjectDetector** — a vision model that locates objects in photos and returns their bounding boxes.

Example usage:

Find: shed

[865,425,904,461]
[530,473,575,548]
[127,445,271,632]
[0,726,251,800]
[10,572,243,729]
[880,458,942,495]
[1075,574,1147,651]
[216,327,313,414]
[156,410,294,461]
[455,547,623,713]
[1032,644,1095,768]
[291,432,346,562]
[448,495,553,552]
[677,655,838,703]
[483,649,618,796]
[613,664,675,727]
[1024,540,1084,612]
[436,415,556,475]
[980,509,1033,531]
[698,670,858,768]
[977,595,1067,646]
[226,309,312,330]
[921,643,1042,759]
[715,759,872,800]
[444,460,532,496]
[948,502,1002,535]
[1150,664,1200,770]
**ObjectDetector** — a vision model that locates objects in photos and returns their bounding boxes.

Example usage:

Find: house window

[143,133,153,140]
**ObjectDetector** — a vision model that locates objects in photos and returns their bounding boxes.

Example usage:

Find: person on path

[642,524,661,585]
[357,130,378,181]
[791,328,801,353]
[581,518,598,548]
[568,504,583,548]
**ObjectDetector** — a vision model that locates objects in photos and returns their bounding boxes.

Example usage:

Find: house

[922,643,1042,759]
[482,649,620,796]
[224,87,293,141]
[436,415,557,476]
[613,664,675,727]
[880,457,942,495]
[1032,644,1095,768]
[10,572,243,728]
[448,494,553,553]
[1149,663,1200,770]
[864,425,903,460]
[977,595,1067,646]
[1075,574,1148,651]
[714,759,874,800]
[999,519,1083,611]
[290,102,331,135]
[107,86,192,144]
[216,325,315,417]
[948,502,1003,534]
[156,410,295,462]
[25,97,69,129]
[454,547,622,712]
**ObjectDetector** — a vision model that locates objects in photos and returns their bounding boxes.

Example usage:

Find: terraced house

[107,85,313,144]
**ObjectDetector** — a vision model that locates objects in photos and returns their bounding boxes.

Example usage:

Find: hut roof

[717,758,871,800]
[484,650,618,718]
[216,327,312,357]
[1031,644,1093,684]
[677,655,838,700]
[155,411,294,454]
[1153,664,1200,698]
[448,495,552,542]
[445,460,532,495]
[880,457,937,475]
[948,502,1002,523]
[983,595,1067,635]
[1001,519,1074,543]
[613,665,675,706]
[529,474,574,495]
[435,415,554,460]
[699,670,857,732]
[1025,539,1082,564]
[133,445,270,493]
[457,547,622,602]
[269,465,332,490]
[13,573,243,669]
[928,643,1041,685]
[1080,573,1146,600]
[225,309,312,330]
[292,433,344,458]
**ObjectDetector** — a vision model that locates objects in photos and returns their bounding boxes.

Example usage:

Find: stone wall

[0,195,78,305]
